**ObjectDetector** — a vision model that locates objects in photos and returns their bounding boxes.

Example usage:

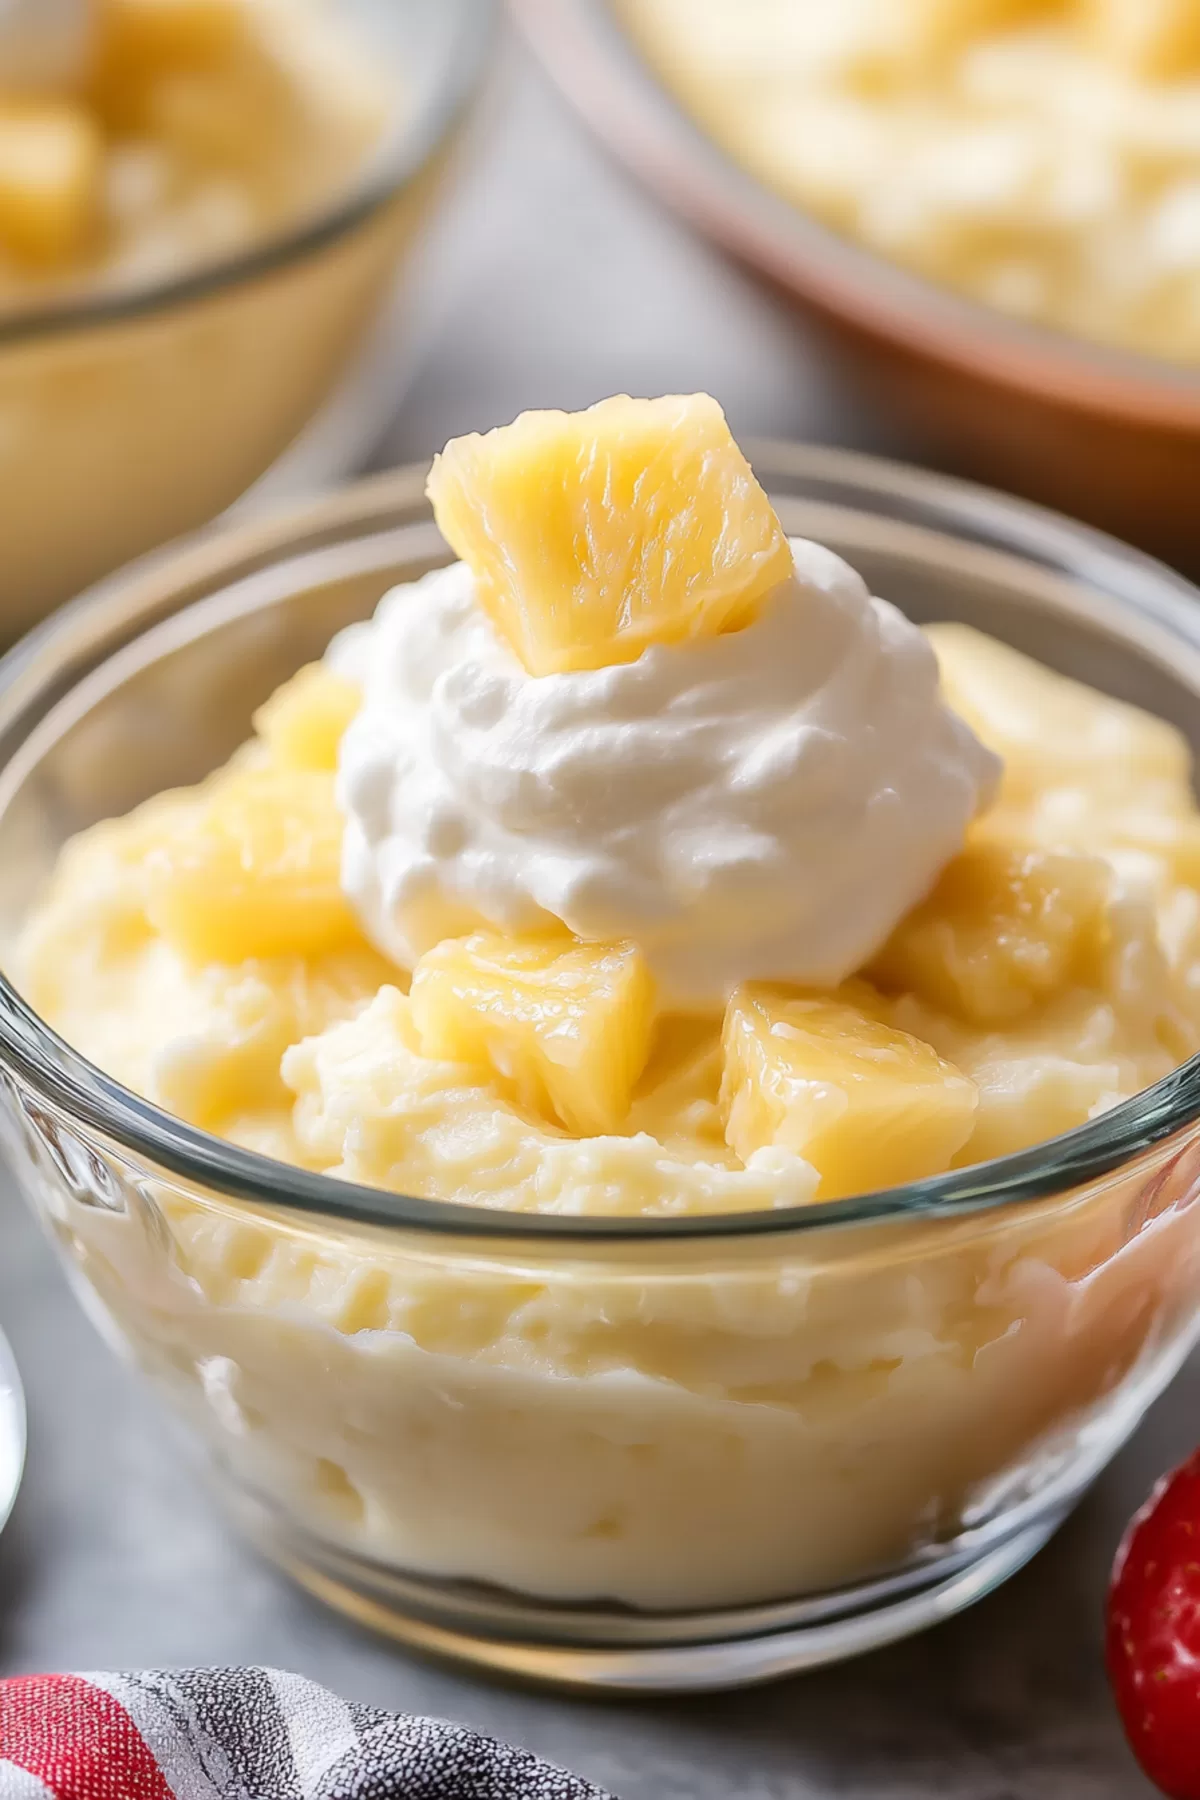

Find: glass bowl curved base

[271,1518,1060,1693]
[217,1319,1190,1691]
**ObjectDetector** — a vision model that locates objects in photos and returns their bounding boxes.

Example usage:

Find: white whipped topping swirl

[333,540,1001,1011]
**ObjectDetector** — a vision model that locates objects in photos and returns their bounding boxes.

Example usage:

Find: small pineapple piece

[721,984,977,1199]
[253,663,360,773]
[871,842,1112,1027]
[927,623,1194,810]
[90,0,249,131]
[426,394,795,677]
[1082,0,1200,77]
[146,765,362,963]
[0,103,102,267]
[882,0,1052,62]
[96,0,246,74]
[409,933,656,1136]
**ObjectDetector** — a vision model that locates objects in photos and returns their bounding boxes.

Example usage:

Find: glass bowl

[2,449,1200,1694]
[515,0,1200,570]
[0,0,493,636]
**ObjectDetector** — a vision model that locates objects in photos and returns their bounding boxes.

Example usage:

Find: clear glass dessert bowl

[0,0,493,636]
[2,448,1200,1694]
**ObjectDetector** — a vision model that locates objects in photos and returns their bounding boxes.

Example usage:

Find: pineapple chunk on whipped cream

[335,394,1000,1012]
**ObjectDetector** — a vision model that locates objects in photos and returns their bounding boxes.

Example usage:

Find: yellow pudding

[12,401,1200,1632]
[624,0,1200,362]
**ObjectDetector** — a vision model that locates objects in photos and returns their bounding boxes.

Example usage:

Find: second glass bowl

[0,0,493,636]
[1,448,1200,1691]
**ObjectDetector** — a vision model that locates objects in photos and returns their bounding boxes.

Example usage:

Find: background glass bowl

[0,0,493,636]
[2,450,1200,1693]
[515,0,1200,571]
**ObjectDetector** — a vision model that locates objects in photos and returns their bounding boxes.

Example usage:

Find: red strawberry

[1108,1449,1200,1798]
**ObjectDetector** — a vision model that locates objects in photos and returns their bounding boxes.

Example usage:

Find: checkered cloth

[0,1669,616,1799]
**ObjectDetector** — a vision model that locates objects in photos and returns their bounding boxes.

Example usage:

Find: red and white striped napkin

[0,1668,616,1799]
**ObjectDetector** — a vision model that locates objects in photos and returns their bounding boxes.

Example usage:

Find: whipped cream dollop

[333,541,1001,1012]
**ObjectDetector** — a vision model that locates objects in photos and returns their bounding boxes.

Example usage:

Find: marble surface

[0,32,1180,1799]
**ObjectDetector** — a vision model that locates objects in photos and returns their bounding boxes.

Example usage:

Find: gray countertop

[0,34,1181,1799]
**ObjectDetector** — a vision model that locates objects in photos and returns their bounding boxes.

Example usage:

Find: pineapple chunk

[885,0,1052,61]
[253,663,360,773]
[0,103,102,267]
[1082,0,1200,77]
[927,623,1194,811]
[721,984,977,1199]
[90,0,249,130]
[426,394,795,677]
[870,842,1112,1026]
[146,765,363,963]
[409,933,656,1136]
[626,1014,727,1155]
[96,0,246,74]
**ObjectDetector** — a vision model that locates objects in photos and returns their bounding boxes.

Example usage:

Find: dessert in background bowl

[623,0,1200,367]
[516,0,1200,565]
[2,407,1200,1691]
[0,0,492,633]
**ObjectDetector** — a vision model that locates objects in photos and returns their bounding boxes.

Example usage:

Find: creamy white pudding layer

[58,1148,1200,1610]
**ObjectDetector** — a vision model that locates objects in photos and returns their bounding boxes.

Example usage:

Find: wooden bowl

[514,0,1200,572]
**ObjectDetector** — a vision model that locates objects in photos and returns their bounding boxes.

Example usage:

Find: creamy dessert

[15,396,1200,1618]
[624,0,1200,362]
[0,0,384,304]
[0,0,409,629]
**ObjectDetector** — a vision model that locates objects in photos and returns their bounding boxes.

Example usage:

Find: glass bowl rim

[514,0,1200,427]
[0,0,495,351]
[3,442,1200,1245]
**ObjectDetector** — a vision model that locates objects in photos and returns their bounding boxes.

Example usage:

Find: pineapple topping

[876,0,1054,66]
[721,984,978,1199]
[870,841,1113,1028]
[410,933,656,1137]
[0,101,102,266]
[146,765,363,963]
[253,661,360,774]
[95,0,248,82]
[426,393,795,676]
[1083,0,1200,77]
